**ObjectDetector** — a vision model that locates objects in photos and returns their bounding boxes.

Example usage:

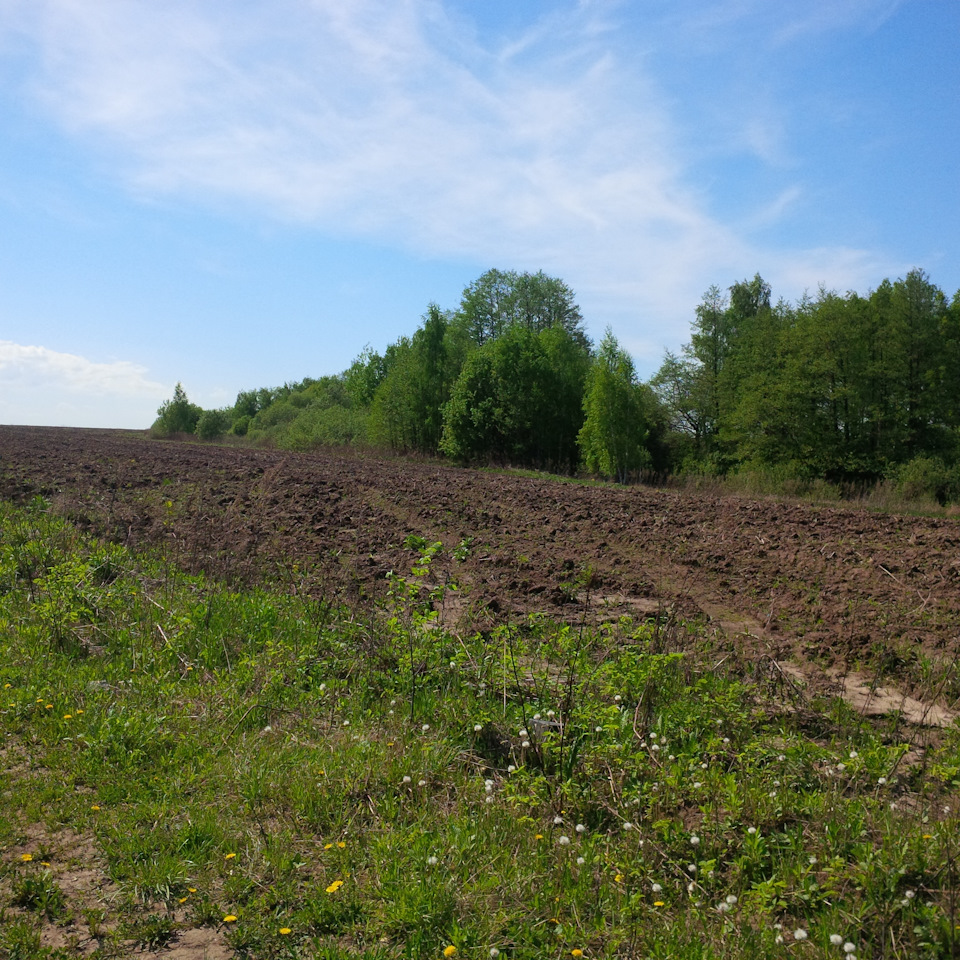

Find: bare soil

[3,425,960,721]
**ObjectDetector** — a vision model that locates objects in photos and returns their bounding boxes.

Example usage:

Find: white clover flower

[687,881,695,893]
[905,890,915,899]
[878,776,887,784]
[778,754,786,761]
[521,740,531,749]
[747,827,757,835]
[652,744,661,752]
[421,723,430,732]
[595,726,603,732]
[669,754,676,761]
[558,835,570,845]
[507,765,516,773]
[449,661,457,668]
[418,780,426,787]
[519,728,528,738]
[794,929,808,940]
[837,763,846,771]
[614,696,622,703]
[701,762,708,769]
[388,710,394,716]
[775,935,784,944]
[485,783,494,794]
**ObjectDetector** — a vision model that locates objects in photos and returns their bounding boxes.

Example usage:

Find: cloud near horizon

[0,341,169,427]
[0,0,900,351]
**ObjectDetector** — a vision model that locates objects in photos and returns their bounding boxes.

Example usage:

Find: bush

[891,456,959,505]
[195,409,231,441]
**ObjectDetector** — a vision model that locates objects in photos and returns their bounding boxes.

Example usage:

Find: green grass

[1,497,959,958]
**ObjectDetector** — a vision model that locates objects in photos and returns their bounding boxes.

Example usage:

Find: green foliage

[151,383,202,437]
[194,408,231,441]
[3,502,960,958]
[578,329,649,482]
[441,323,589,470]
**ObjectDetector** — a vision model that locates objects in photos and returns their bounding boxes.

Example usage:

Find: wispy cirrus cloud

[0,0,904,359]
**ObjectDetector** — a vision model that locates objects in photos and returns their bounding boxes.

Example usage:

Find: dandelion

[614,695,622,703]
[91,805,100,811]
[843,943,856,954]
[519,729,529,738]
[623,822,633,831]
[474,724,483,732]
[830,935,843,945]
[326,879,344,893]
[490,950,500,958]
[427,856,438,866]
[402,776,412,784]
[747,827,756,835]
[571,951,584,958]
[576,856,585,865]
[878,777,887,785]
[535,834,544,840]
[188,887,197,893]
[178,897,188,904]
[337,841,346,848]
[223,915,238,923]
[553,815,564,824]
[794,928,808,940]
[575,823,586,834]
[20,853,33,862]
[687,864,697,874]
[443,946,457,957]
[652,883,662,893]
[615,874,624,883]
[422,724,430,733]
[690,835,700,846]
[63,714,72,719]
[521,740,531,749]
[507,764,516,773]
[547,710,556,718]
[279,927,292,935]
[224,853,236,860]
[654,900,665,907]
[558,835,570,845]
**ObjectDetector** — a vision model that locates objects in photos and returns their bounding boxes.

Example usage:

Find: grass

[1,497,960,958]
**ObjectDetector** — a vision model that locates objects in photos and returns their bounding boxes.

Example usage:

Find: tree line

[153,267,960,500]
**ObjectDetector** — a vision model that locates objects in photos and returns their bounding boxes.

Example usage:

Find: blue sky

[0,0,957,428]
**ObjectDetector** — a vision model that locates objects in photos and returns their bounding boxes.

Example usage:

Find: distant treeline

[153,267,960,501]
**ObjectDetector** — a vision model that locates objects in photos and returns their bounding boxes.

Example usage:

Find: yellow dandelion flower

[188,888,197,893]
[223,914,237,923]
[923,834,934,839]
[653,901,665,907]
[535,834,544,840]
[572,951,584,958]
[323,843,333,850]
[45,704,53,709]
[279,927,292,935]
[63,714,72,719]
[178,897,188,904]
[41,861,51,867]
[91,805,100,811]
[20,853,33,862]
[614,874,624,883]
[224,853,236,860]
[443,947,457,957]
[3,683,10,688]
[76,709,84,714]
[337,841,346,848]
[326,879,344,893]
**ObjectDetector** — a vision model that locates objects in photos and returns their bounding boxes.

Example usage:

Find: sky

[0,0,958,428]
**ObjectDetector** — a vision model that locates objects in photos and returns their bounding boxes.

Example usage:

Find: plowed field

[3,425,960,715]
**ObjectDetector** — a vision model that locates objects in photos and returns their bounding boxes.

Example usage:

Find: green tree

[578,330,649,483]
[151,383,202,437]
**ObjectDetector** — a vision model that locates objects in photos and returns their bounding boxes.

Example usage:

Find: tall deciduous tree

[578,330,648,483]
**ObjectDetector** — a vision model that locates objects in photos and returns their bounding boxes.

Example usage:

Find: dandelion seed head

[843,943,856,953]
[623,822,633,831]
[830,935,843,945]
[576,856,585,865]
[421,724,430,732]
[418,780,426,787]
[521,740,531,749]
[474,724,483,732]
[652,883,662,893]
[427,856,438,865]
[558,835,570,845]
[402,776,411,784]
[575,823,586,834]
[794,928,808,940]
[690,835,700,846]
[554,815,564,824]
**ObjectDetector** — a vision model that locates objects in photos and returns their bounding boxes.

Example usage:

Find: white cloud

[0,340,168,427]
[0,0,907,354]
